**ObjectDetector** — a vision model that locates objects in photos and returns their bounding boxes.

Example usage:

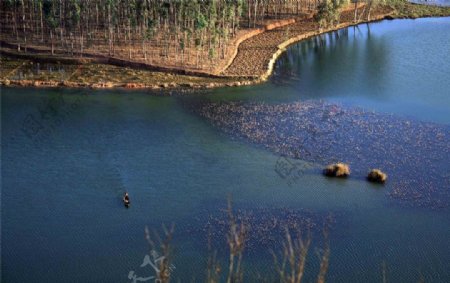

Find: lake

[2,18,450,282]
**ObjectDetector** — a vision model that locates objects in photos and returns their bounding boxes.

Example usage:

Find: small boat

[123,193,130,207]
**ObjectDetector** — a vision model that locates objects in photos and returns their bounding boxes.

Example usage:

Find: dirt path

[222,17,317,77]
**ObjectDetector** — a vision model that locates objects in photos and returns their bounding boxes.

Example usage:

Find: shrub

[323,163,350,177]
[367,169,387,183]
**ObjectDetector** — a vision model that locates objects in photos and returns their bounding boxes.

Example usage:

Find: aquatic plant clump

[323,163,350,177]
[367,169,387,183]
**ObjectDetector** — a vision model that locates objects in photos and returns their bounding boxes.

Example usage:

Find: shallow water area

[189,100,450,208]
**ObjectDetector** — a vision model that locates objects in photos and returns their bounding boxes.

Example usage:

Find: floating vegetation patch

[186,100,450,209]
[185,205,338,253]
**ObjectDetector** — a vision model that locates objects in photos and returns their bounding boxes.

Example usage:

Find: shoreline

[1,3,449,91]
[261,12,393,82]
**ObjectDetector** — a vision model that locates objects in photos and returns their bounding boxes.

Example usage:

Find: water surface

[410,0,450,6]
[2,18,450,282]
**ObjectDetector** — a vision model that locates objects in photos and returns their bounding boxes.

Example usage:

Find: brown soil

[0,56,253,90]
[2,3,449,90]
[0,16,298,77]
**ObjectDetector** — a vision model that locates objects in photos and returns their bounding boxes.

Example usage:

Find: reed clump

[367,169,387,183]
[323,163,350,178]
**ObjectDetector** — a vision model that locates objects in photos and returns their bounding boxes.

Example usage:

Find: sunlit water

[2,18,450,282]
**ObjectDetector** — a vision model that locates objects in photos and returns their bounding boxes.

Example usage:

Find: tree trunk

[40,3,44,42]
[143,40,147,62]
[51,30,54,55]
[354,0,359,23]
[367,0,373,21]
[21,0,27,52]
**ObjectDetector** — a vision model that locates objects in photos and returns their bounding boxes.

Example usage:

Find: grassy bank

[0,56,256,91]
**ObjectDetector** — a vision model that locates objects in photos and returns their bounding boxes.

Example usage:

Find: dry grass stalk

[145,224,175,283]
[382,261,387,283]
[316,228,330,283]
[206,227,221,283]
[272,228,311,283]
[226,198,247,283]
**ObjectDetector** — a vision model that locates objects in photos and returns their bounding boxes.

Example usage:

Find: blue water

[2,18,450,282]
[410,0,450,7]
[213,18,450,124]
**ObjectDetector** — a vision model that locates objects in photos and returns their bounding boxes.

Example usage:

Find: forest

[0,0,385,71]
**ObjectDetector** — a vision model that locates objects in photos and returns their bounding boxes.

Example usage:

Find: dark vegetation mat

[185,100,450,209]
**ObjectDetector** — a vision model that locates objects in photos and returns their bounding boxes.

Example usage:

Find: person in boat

[123,192,130,204]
